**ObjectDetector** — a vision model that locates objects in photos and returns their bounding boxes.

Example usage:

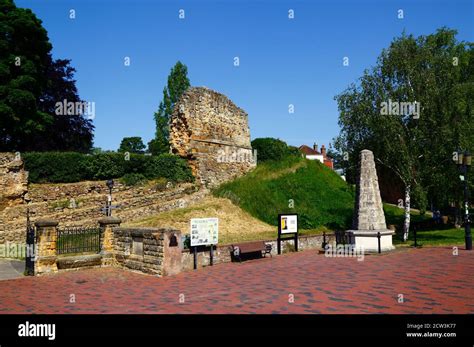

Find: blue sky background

[16,0,474,151]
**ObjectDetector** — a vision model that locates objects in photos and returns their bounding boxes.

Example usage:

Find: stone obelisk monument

[347,150,395,252]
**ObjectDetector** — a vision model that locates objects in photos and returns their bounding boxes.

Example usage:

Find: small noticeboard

[190,218,219,247]
[190,218,219,270]
[278,214,298,254]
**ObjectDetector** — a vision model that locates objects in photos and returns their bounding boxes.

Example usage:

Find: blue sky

[17,0,474,151]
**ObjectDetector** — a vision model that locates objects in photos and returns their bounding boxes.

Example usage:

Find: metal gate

[25,209,35,276]
[57,227,101,255]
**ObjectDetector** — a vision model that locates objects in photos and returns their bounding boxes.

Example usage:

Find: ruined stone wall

[0,153,28,244]
[0,176,207,247]
[170,87,256,187]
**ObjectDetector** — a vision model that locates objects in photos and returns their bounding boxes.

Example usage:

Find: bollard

[377,232,381,254]
[322,232,327,249]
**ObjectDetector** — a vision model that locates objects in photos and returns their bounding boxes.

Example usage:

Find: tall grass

[214,157,355,230]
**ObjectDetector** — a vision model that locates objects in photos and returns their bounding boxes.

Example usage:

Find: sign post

[277,214,298,255]
[210,245,214,266]
[193,246,198,270]
[190,218,219,270]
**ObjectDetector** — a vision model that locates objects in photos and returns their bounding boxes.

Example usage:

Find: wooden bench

[231,241,272,262]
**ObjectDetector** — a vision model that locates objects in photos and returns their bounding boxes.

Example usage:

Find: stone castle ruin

[169,87,256,187]
[0,153,29,245]
[0,87,256,246]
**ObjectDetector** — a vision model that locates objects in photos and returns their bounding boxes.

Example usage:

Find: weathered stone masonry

[33,217,183,276]
[170,87,256,187]
[0,153,29,244]
[0,150,206,246]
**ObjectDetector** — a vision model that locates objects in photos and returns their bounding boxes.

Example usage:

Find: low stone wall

[32,219,183,277]
[57,254,102,270]
[31,215,336,277]
[181,233,335,271]
[113,227,182,276]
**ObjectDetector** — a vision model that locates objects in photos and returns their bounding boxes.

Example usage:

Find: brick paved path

[0,247,472,314]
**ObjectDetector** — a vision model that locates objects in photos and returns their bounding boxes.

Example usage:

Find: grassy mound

[214,156,355,230]
[126,196,276,245]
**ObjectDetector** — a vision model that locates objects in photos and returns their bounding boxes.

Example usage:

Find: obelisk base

[346,229,395,252]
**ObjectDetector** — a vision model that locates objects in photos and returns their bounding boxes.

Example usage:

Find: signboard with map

[190,218,219,246]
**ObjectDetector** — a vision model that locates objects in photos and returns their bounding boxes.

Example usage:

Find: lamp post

[106,179,114,216]
[453,150,472,250]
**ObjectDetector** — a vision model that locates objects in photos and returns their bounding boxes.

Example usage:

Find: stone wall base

[57,254,102,270]
[346,229,395,252]
[35,256,58,275]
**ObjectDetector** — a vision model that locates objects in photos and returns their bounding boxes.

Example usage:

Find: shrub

[85,153,125,180]
[23,152,88,183]
[287,145,301,157]
[144,153,194,182]
[24,152,194,184]
[120,173,147,186]
[153,177,169,191]
[251,138,294,163]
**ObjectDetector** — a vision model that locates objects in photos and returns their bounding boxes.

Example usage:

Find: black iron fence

[57,227,101,255]
[334,230,353,245]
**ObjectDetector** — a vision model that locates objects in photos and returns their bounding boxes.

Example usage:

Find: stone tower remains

[169,87,256,187]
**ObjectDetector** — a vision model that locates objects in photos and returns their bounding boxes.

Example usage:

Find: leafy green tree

[0,0,93,152]
[334,28,473,241]
[251,138,291,162]
[118,137,146,154]
[32,58,94,152]
[151,61,190,155]
[0,0,52,151]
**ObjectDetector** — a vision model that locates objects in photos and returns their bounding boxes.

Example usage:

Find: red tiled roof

[299,145,321,155]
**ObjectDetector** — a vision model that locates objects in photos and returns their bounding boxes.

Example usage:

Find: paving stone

[0,247,472,314]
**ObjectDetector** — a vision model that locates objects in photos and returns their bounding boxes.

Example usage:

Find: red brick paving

[0,247,472,314]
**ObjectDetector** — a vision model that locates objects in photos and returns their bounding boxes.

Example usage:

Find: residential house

[298,143,334,170]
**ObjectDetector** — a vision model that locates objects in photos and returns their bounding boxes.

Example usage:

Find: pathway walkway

[0,247,472,314]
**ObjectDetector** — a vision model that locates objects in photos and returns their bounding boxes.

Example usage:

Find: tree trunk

[402,185,411,241]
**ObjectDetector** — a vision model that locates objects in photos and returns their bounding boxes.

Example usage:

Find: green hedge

[251,137,297,163]
[23,152,194,183]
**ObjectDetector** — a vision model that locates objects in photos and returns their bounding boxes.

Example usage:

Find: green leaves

[0,1,93,152]
[251,137,295,162]
[151,61,191,155]
[118,137,146,154]
[23,152,194,184]
[334,28,473,211]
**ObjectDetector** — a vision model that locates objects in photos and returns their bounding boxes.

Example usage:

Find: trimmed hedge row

[23,152,194,183]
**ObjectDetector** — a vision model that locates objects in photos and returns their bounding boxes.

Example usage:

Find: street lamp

[106,179,114,216]
[453,150,472,250]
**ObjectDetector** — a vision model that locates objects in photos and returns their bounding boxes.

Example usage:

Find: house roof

[299,145,321,155]
[299,144,333,161]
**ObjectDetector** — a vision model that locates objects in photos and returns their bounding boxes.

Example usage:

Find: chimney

[321,144,326,157]
[313,143,318,152]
